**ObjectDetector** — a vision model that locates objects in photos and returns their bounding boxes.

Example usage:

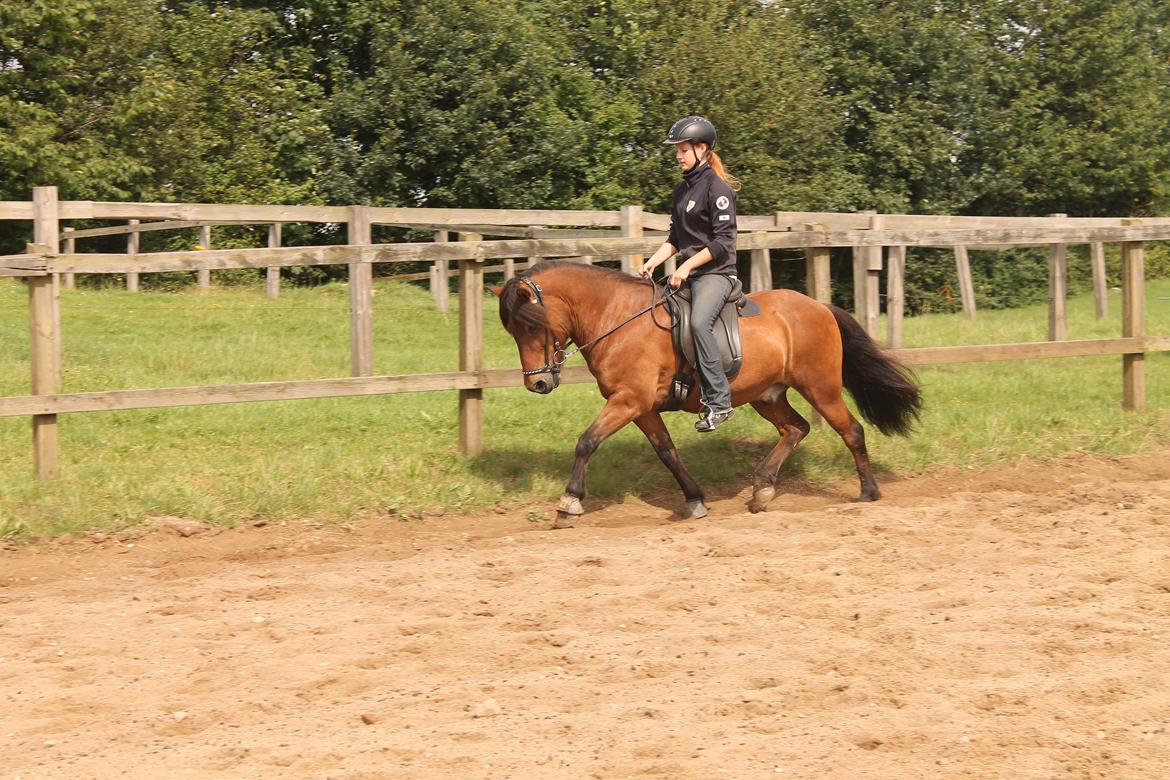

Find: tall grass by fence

[2,187,1169,479]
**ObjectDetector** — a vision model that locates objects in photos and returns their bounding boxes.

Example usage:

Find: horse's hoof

[685,499,709,520]
[556,493,585,516]
[748,485,776,513]
[553,494,583,529]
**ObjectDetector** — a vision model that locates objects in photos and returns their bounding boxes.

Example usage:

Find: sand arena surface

[3,451,1170,779]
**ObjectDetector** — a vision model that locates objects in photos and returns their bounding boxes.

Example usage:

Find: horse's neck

[549,269,647,347]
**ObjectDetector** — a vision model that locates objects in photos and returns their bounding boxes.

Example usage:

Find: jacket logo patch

[715,195,730,210]
[719,214,731,221]
[686,200,696,212]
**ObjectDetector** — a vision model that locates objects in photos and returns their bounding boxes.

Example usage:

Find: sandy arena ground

[3,450,1170,779]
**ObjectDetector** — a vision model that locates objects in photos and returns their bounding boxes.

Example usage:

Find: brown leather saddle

[661,276,761,410]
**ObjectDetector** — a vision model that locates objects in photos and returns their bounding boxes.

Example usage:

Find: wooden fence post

[527,226,543,269]
[852,210,882,333]
[864,213,883,337]
[887,245,906,348]
[33,185,63,385]
[954,245,976,321]
[750,215,784,292]
[62,227,76,290]
[348,206,374,377]
[28,248,60,480]
[1048,213,1068,341]
[432,230,450,312]
[749,245,771,291]
[30,186,61,478]
[1121,219,1145,410]
[126,219,140,292]
[804,223,831,304]
[504,258,516,280]
[197,225,211,291]
[458,232,485,457]
[803,222,831,428]
[852,214,868,323]
[266,223,281,299]
[750,244,771,292]
[620,205,644,274]
[1090,241,1108,319]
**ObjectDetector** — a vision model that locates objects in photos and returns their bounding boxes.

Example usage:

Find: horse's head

[496,273,567,394]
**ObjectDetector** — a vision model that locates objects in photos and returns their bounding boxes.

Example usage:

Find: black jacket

[667,162,738,277]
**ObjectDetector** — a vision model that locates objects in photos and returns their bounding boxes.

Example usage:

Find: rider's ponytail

[707,150,741,192]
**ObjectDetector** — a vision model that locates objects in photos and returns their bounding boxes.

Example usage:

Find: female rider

[640,115,740,432]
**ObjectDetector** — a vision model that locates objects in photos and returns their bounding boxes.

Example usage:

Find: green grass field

[1,274,1167,538]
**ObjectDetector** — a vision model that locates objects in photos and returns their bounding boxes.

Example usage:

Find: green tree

[132,3,328,205]
[1,0,330,255]
[0,0,158,201]
[963,0,1170,216]
[0,1,327,206]
[786,0,984,213]
[549,0,864,214]
[297,0,616,209]
[788,0,1170,217]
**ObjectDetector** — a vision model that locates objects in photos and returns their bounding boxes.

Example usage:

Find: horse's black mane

[498,260,650,330]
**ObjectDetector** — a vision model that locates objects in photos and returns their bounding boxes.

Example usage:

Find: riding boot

[695,406,735,432]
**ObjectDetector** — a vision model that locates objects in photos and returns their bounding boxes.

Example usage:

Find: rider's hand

[639,262,656,279]
[669,265,690,289]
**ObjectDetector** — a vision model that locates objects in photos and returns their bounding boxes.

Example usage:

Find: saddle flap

[664,277,759,384]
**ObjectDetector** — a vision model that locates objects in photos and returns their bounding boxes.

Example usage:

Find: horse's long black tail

[829,305,922,437]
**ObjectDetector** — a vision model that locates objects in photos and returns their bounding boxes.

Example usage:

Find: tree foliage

[962,0,1170,216]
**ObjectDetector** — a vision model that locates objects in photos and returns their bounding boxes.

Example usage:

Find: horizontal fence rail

[10,226,1170,278]
[5,199,1170,230]
[2,338,1168,420]
[3,187,1167,479]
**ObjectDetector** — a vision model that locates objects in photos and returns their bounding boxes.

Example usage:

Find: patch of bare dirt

[3,450,1170,779]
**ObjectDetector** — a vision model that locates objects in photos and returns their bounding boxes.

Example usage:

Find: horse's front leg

[633,412,708,520]
[555,395,642,529]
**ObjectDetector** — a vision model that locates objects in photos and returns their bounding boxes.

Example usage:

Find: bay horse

[496,261,922,527]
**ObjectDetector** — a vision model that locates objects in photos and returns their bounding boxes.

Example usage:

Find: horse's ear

[512,283,535,303]
[490,286,504,298]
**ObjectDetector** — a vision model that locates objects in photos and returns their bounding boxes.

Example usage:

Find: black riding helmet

[664,115,717,149]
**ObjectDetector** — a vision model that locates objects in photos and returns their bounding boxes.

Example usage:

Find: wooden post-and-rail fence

[2,187,1170,479]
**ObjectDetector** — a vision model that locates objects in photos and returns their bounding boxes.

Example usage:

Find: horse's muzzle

[528,375,559,394]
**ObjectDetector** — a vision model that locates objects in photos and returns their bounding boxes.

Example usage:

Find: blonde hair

[707,150,741,192]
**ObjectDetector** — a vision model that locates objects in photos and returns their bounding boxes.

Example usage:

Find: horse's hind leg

[633,412,708,519]
[747,388,811,513]
[806,389,880,501]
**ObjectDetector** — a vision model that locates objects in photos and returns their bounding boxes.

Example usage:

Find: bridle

[516,275,677,381]
[518,277,569,379]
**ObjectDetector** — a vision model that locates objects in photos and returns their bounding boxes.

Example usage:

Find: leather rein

[518,276,677,378]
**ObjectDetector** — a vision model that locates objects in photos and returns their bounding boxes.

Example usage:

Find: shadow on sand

[468,433,895,519]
